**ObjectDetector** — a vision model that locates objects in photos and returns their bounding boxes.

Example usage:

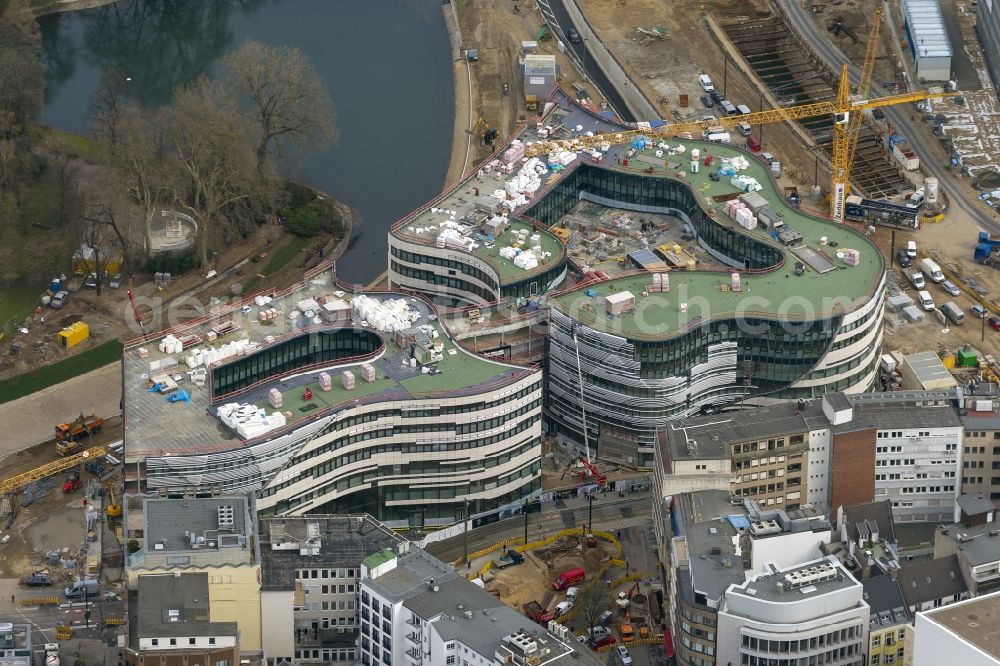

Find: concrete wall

[261,589,295,662]
[560,0,659,121]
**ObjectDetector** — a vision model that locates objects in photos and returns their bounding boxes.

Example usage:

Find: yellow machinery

[0,446,106,497]
[524,11,946,224]
[105,481,122,518]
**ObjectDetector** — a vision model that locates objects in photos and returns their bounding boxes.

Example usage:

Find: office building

[912,591,1000,666]
[358,544,601,666]
[125,572,251,666]
[122,268,543,529]
[124,495,263,650]
[259,515,405,665]
[958,384,1000,499]
[716,557,869,666]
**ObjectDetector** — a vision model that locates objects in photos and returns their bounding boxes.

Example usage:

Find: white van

[555,600,574,616]
[737,123,752,137]
[906,268,925,289]
[699,74,715,92]
[706,132,731,143]
[919,257,944,283]
[736,104,752,115]
[917,290,935,311]
[906,240,917,259]
[908,189,925,208]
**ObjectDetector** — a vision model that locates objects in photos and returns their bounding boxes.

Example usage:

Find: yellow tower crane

[526,10,946,223]
[0,446,106,497]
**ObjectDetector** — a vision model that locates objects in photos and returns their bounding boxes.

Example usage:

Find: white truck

[904,268,925,289]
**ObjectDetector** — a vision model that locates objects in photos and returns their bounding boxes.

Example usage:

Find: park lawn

[0,339,122,405]
[262,234,311,276]
[30,126,101,161]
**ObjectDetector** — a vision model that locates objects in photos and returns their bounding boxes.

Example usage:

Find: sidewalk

[0,362,120,458]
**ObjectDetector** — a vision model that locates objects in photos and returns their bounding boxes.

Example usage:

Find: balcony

[405,646,421,662]
[405,632,421,645]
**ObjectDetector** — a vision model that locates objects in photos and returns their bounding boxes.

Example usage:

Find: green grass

[0,284,41,330]
[262,235,311,276]
[29,126,100,161]
[0,339,122,405]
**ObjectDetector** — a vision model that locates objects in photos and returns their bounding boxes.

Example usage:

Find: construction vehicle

[827,16,859,44]
[44,643,59,666]
[55,413,104,447]
[494,548,525,569]
[466,117,499,147]
[62,470,81,494]
[619,611,635,642]
[0,446,107,497]
[566,457,607,487]
[974,231,1000,266]
[105,481,122,518]
[523,600,555,625]
[523,6,946,224]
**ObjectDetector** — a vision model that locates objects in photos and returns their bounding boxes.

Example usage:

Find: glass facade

[525,163,785,271]
[211,328,383,399]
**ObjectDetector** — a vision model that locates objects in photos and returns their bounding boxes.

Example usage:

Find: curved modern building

[122,263,542,528]
[517,107,884,468]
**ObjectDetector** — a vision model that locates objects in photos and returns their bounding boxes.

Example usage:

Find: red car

[989,317,1000,331]
[591,636,617,650]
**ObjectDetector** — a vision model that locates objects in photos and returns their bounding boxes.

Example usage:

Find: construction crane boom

[0,446,106,497]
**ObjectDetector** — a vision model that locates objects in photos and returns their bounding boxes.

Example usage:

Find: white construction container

[605,291,636,315]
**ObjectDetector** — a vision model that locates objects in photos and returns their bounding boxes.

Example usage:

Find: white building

[358,545,601,666]
[901,0,952,81]
[913,591,1000,666]
[716,557,869,666]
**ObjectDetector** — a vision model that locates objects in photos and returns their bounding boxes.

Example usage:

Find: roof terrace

[122,263,534,460]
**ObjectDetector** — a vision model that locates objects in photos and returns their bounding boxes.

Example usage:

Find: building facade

[959,384,1000,499]
[715,558,869,666]
[124,495,263,651]
[259,515,404,665]
[912,591,1000,666]
[977,0,1000,96]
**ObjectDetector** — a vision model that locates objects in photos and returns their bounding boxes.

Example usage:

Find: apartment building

[716,557,869,666]
[912,591,1000,666]
[357,544,600,666]
[259,515,405,665]
[655,490,832,666]
[934,493,1000,596]
[835,500,901,577]
[958,384,1000,499]
[125,572,251,666]
[862,576,910,666]
[897,555,969,614]
[124,495,263,651]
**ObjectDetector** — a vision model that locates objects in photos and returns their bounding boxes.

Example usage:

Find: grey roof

[897,555,967,607]
[902,0,952,58]
[726,558,860,605]
[956,492,997,517]
[365,547,457,604]
[939,521,1000,566]
[831,404,961,434]
[825,393,852,412]
[843,500,897,545]
[922,593,1000,660]
[143,496,253,557]
[961,410,1000,430]
[260,514,404,591]
[861,575,909,627]
[135,572,238,640]
[663,401,822,462]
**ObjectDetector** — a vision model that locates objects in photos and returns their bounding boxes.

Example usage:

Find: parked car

[700,94,714,108]
[698,74,715,92]
[587,626,612,640]
[709,89,725,103]
[50,291,69,309]
[598,610,614,626]
[21,573,53,587]
[617,646,633,666]
[591,636,617,650]
[566,28,581,43]
[940,280,960,297]
[895,250,911,268]
[108,274,122,289]
[972,304,988,319]
[84,272,98,289]
[989,317,1000,331]
[555,600,574,616]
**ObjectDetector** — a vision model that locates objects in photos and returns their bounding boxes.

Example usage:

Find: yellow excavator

[105,481,122,518]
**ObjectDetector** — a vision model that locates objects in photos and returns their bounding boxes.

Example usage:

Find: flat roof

[939,522,1000,566]
[135,572,238,640]
[727,558,859,605]
[922,591,1000,660]
[123,267,533,459]
[903,0,952,58]
[142,496,253,558]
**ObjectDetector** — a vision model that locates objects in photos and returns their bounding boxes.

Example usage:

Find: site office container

[552,567,586,590]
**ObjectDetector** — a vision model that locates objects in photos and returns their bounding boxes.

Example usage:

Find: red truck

[552,566,586,590]
[523,601,554,625]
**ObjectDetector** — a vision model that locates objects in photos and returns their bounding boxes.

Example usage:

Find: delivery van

[919,257,945,283]
[917,290,935,312]
[941,301,965,325]
[64,579,99,599]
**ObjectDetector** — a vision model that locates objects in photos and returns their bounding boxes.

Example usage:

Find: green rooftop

[363,548,398,569]
[551,140,884,339]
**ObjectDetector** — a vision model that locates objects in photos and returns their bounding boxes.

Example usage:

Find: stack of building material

[841,249,860,266]
[254,294,274,307]
[217,403,287,439]
[730,175,763,192]
[605,291,636,316]
[342,371,355,390]
[321,298,351,321]
[483,215,508,237]
[319,372,332,391]
[735,207,757,230]
[502,141,525,164]
[351,295,420,332]
[360,363,376,383]
[268,388,282,409]
[738,191,769,213]
[650,273,669,292]
[258,307,280,322]
[158,335,183,354]
[726,199,746,220]
[731,273,742,292]
[514,250,539,270]
[137,348,149,359]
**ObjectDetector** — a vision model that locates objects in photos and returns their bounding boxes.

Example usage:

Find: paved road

[536,0,637,122]
[777,0,1000,236]
[0,363,121,459]
[424,493,652,562]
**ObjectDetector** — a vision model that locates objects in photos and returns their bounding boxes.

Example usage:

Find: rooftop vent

[217,504,235,530]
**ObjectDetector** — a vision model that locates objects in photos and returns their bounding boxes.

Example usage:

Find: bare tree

[575,580,611,634]
[114,102,170,264]
[88,67,128,154]
[165,77,258,267]
[0,0,44,139]
[80,203,128,298]
[218,40,336,173]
